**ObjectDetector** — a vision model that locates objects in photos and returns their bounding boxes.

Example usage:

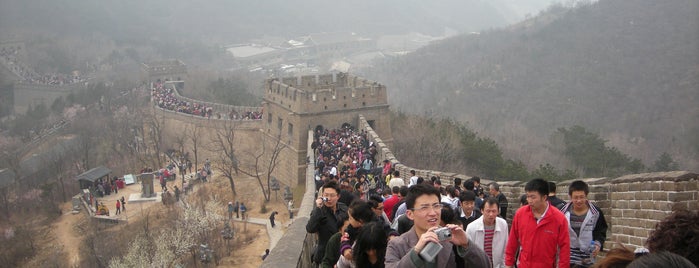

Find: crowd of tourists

[227,110,263,120]
[304,125,698,268]
[150,81,262,120]
[151,81,213,117]
[0,46,85,85]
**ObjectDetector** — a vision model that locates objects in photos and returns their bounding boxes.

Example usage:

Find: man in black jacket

[306,181,348,266]
[548,181,566,210]
[489,182,508,219]
[457,190,482,228]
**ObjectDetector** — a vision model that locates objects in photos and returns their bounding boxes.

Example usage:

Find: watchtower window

[288,123,293,138]
[278,117,283,130]
[362,102,366,106]
[268,113,272,124]
[343,104,347,108]
[324,106,328,110]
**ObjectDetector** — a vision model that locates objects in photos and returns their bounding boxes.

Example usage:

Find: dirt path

[45,171,291,267]
[49,182,155,267]
[53,202,85,267]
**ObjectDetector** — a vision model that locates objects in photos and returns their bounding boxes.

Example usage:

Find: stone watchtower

[141,59,187,86]
[262,72,393,184]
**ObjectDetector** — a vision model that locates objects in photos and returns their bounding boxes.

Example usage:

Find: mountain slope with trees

[367,0,699,171]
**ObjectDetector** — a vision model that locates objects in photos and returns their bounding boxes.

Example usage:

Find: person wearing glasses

[307,181,349,266]
[385,184,490,268]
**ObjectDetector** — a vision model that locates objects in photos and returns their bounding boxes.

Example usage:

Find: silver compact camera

[433,227,452,241]
[321,197,329,202]
[419,227,453,263]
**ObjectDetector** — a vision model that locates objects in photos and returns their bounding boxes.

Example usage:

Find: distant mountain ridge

[365,0,699,170]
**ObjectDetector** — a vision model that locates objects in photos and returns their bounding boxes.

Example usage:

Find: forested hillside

[367,0,699,171]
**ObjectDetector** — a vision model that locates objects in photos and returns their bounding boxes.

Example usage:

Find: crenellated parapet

[359,114,698,252]
[264,72,387,115]
[263,73,392,185]
[141,59,187,83]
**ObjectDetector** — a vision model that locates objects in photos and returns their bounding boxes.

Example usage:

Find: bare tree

[210,121,239,196]
[173,129,187,159]
[41,146,71,203]
[237,131,286,202]
[187,123,203,174]
[0,137,23,218]
[72,112,105,172]
[104,104,142,161]
[140,108,166,169]
[150,111,166,169]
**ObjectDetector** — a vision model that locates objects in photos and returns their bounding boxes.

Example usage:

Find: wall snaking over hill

[260,115,697,266]
[359,115,698,251]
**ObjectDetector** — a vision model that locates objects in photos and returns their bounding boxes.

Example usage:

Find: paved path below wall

[231,217,291,251]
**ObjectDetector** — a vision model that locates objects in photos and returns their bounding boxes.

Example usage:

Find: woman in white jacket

[466,197,509,268]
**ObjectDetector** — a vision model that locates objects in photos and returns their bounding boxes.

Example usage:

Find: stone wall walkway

[231,216,290,251]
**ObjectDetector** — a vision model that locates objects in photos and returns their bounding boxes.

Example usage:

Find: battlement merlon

[271,73,383,91]
[141,59,188,84]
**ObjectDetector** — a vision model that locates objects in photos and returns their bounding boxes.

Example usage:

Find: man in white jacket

[466,197,509,268]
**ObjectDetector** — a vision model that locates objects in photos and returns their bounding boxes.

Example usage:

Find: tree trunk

[227,177,236,195]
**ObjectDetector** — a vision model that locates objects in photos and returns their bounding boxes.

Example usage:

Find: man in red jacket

[383,186,401,221]
[505,178,570,268]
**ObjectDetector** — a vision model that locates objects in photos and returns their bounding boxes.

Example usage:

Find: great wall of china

[5,55,697,266]
[261,114,698,267]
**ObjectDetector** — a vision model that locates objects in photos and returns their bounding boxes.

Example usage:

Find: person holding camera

[306,181,349,266]
[385,184,490,268]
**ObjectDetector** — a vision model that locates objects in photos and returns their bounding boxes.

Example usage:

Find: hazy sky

[0,0,559,43]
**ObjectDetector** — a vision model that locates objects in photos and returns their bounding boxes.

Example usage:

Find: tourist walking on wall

[306,181,348,265]
[561,180,608,267]
[228,202,235,220]
[160,174,166,191]
[270,211,278,228]
[548,181,566,210]
[457,190,482,229]
[466,197,509,268]
[240,202,247,220]
[505,178,570,268]
[384,184,490,267]
[115,200,121,215]
[235,200,240,218]
[120,196,126,211]
[288,200,294,219]
[489,182,508,219]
